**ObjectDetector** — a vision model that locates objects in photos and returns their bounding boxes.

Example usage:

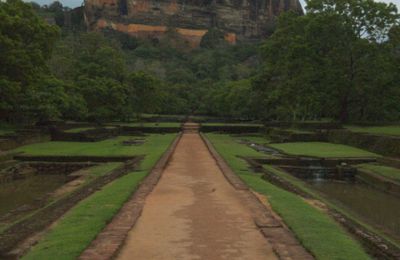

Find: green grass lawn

[357,163,400,182]
[15,134,174,166]
[23,171,147,260]
[346,125,400,136]
[206,133,371,260]
[268,142,379,158]
[22,134,176,259]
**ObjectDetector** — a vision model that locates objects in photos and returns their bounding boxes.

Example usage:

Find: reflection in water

[310,181,400,242]
[0,175,68,218]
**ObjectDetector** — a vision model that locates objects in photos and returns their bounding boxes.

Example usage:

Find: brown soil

[116,132,278,260]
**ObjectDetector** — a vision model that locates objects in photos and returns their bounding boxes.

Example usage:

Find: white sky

[28,0,400,10]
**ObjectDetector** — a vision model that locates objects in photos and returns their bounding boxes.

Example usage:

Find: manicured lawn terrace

[346,125,400,136]
[357,163,400,182]
[21,134,177,259]
[268,142,379,158]
[206,133,370,260]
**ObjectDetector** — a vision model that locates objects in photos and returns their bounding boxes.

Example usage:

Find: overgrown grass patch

[346,126,400,136]
[268,142,379,158]
[206,133,371,260]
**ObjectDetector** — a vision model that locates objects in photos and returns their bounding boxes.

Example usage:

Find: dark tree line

[1,0,399,125]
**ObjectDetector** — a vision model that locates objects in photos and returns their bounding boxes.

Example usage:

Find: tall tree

[0,0,59,121]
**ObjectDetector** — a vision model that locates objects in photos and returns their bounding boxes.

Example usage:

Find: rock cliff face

[84,0,302,47]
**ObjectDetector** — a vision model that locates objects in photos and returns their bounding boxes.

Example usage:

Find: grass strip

[23,171,146,260]
[268,142,379,158]
[206,133,371,260]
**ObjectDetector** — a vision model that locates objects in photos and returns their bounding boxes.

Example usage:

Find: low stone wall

[0,133,50,151]
[357,169,400,197]
[327,130,400,157]
[0,162,94,184]
[51,128,120,142]
[377,157,400,169]
[265,128,326,143]
[0,156,143,257]
[253,157,376,167]
[27,162,95,175]
[264,121,342,130]
[120,126,181,134]
[200,125,263,133]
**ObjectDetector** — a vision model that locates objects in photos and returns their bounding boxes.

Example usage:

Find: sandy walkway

[116,132,277,260]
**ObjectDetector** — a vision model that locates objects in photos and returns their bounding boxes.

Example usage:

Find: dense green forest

[0,0,399,124]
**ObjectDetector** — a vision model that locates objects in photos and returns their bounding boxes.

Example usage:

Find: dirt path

[116,131,278,260]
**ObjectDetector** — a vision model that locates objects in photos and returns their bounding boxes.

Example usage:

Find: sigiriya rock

[84,0,303,47]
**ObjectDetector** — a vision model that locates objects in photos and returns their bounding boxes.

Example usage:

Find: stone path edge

[200,133,314,260]
[79,132,183,260]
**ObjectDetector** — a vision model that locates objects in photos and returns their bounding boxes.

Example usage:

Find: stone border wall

[120,126,181,134]
[0,133,50,151]
[51,128,120,142]
[264,121,342,130]
[357,169,400,197]
[200,125,263,133]
[0,156,143,257]
[265,128,327,143]
[378,157,400,169]
[0,162,96,184]
[327,130,400,157]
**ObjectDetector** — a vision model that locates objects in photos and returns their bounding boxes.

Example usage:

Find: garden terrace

[204,133,372,259]
[10,133,177,259]
[206,133,400,258]
[0,160,142,257]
